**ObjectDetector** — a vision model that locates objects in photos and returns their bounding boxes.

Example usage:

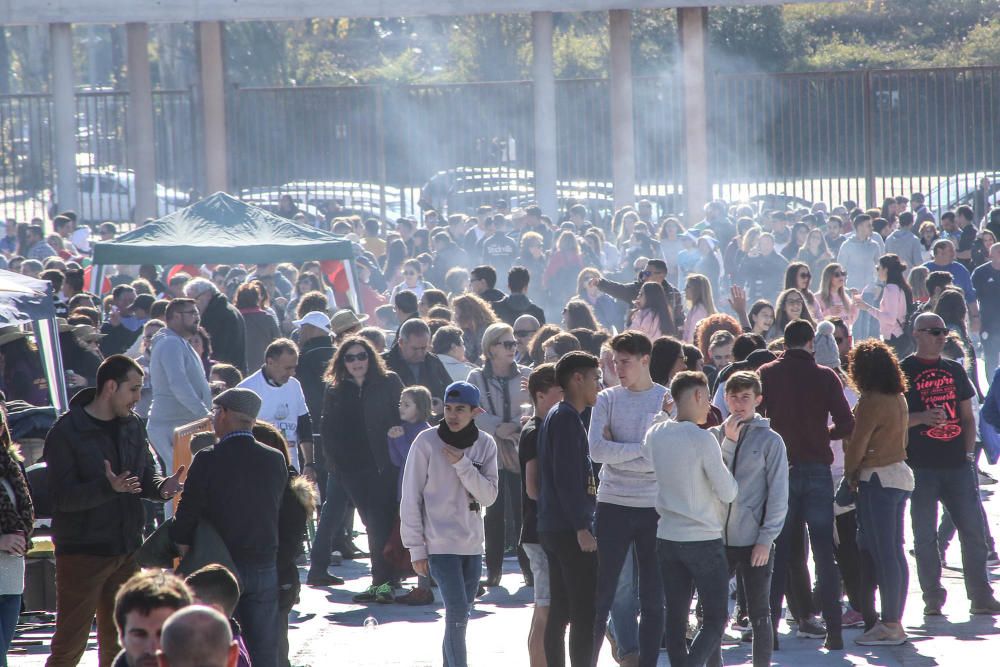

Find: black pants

[833,510,871,619]
[708,545,774,667]
[340,466,398,586]
[540,531,598,667]
[485,470,529,578]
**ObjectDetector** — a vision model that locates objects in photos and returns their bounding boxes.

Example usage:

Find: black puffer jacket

[200,293,247,374]
[43,388,166,556]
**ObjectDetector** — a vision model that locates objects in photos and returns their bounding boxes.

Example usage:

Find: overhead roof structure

[0,0,837,24]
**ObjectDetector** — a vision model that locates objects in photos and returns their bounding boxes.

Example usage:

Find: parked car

[926,171,1000,221]
[55,168,187,224]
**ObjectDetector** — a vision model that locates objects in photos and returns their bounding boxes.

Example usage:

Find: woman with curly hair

[692,312,742,363]
[527,324,562,367]
[452,293,498,366]
[844,340,912,646]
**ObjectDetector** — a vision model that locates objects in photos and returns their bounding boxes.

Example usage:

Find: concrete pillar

[678,7,710,223]
[531,12,558,219]
[609,9,635,210]
[50,23,77,225]
[126,22,157,221]
[197,21,228,195]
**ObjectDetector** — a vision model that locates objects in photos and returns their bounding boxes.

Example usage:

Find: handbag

[382,516,415,578]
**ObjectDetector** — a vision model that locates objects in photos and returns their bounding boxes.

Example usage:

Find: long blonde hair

[817,262,852,316]
[684,274,716,316]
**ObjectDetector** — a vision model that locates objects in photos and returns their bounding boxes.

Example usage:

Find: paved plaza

[8,457,999,665]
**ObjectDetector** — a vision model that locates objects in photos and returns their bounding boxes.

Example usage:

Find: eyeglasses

[514,329,538,339]
[918,327,948,337]
[344,351,369,363]
[495,340,518,350]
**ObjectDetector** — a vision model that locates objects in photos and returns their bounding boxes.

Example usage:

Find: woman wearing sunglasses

[815,262,858,329]
[467,323,533,588]
[313,336,404,602]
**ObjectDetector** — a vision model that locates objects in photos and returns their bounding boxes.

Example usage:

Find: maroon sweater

[758,349,855,466]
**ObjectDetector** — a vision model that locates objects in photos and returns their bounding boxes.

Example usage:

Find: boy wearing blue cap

[400,381,499,667]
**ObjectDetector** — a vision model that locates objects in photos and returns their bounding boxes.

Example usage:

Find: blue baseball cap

[444,381,480,408]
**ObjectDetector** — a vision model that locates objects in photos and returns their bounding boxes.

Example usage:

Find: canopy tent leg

[34,317,69,413]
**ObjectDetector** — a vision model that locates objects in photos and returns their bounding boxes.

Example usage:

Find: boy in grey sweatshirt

[644,371,737,667]
[401,381,498,667]
[707,371,788,667]
[588,332,667,667]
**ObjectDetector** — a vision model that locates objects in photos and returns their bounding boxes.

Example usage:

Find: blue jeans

[0,594,20,667]
[593,503,662,667]
[857,473,910,623]
[235,561,280,667]
[770,463,842,635]
[428,554,482,667]
[308,471,351,576]
[911,464,994,607]
[607,546,638,656]
[658,538,730,667]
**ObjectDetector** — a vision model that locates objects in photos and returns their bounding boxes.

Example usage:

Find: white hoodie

[400,426,499,562]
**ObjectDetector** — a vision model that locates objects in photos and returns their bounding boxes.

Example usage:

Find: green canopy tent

[90,192,361,310]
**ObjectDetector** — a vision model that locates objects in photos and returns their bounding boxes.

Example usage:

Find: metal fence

[2,66,1000,229]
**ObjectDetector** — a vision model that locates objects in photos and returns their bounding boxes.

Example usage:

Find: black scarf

[437,420,480,450]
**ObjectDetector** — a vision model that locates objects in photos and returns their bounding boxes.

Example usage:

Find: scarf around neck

[437,420,480,450]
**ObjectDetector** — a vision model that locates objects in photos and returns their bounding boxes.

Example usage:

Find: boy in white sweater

[401,381,499,667]
[644,371,738,667]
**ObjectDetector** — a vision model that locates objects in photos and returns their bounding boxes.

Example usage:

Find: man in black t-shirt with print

[903,313,1000,616]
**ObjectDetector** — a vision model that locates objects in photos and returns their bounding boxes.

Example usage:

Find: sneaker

[795,617,827,639]
[970,598,1000,614]
[352,585,379,603]
[855,622,907,646]
[842,609,865,628]
[978,470,998,486]
[374,583,395,604]
[731,615,750,632]
[306,572,345,587]
[923,602,944,616]
[823,633,844,650]
[987,551,1000,567]
[395,587,434,605]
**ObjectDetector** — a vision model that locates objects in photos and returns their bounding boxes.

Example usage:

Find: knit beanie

[813,320,841,369]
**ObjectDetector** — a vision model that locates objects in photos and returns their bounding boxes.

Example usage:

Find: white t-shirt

[239,369,309,469]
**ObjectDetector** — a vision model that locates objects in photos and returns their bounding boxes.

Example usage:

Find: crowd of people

[0,188,996,667]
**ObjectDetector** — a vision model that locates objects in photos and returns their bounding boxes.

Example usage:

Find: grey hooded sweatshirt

[709,414,789,548]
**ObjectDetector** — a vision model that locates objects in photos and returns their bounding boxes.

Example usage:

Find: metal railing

[2,66,999,230]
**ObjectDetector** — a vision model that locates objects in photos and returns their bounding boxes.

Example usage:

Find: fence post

[376,86,387,222]
[609,10,636,210]
[50,23,77,225]
[197,21,229,195]
[532,11,558,220]
[862,69,876,208]
[677,7,710,223]
[126,23,157,221]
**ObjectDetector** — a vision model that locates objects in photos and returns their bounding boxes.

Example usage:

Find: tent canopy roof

[92,192,355,266]
[0,268,56,323]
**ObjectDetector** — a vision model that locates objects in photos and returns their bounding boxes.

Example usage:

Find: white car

[926,171,1000,221]
[57,168,188,224]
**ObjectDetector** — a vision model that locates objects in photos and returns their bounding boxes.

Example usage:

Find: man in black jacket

[594,259,685,334]
[185,278,247,374]
[495,266,546,326]
[44,355,184,667]
[171,387,287,667]
[469,265,507,308]
[383,318,452,410]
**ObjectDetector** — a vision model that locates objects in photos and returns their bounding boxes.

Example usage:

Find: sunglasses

[832,271,848,278]
[918,327,948,337]
[344,351,369,363]
[495,340,518,350]
[514,329,537,338]
[799,272,811,279]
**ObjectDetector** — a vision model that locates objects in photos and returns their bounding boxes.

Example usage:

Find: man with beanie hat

[401,381,498,667]
[171,387,288,667]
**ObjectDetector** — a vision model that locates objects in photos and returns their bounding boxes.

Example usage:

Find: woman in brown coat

[844,340,912,646]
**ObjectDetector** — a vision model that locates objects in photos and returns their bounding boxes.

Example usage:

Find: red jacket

[758,349,855,466]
